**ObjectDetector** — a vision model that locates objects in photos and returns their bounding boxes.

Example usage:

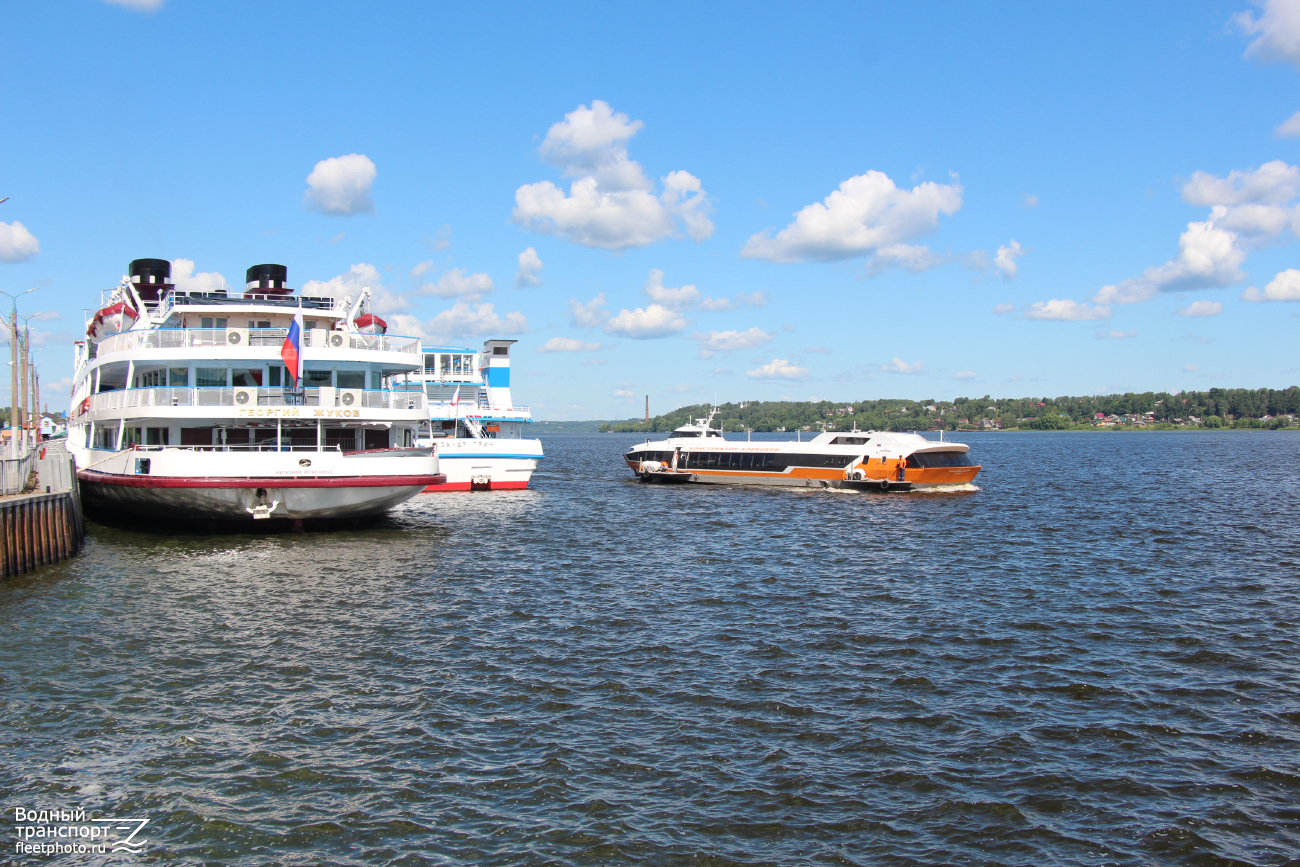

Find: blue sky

[2,0,1299,419]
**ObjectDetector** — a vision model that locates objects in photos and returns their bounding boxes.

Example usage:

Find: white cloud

[1023,299,1112,321]
[415,267,494,301]
[1092,160,1300,307]
[301,262,408,315]
[954,371,977,380]
[536,337,603,352]
[1180,161,1300,245]
[171,259,227,294]
[30,310,61,322]
[740,170,962,264]
[691,327,776,357]
[747,359,809,381]
[994,240,1026,279]
[1182,160,1300,207]
[867,244,947,275]
[411,260,435,279]
[1092,219,1246,305]
[567,293,608,328]
[97,0,164,9]
[643,268,700,308]
[512,101,713,249]
[1183,363,1201,372]
[386,313,427,339]
[426,302,528,338]
[1237,0,1300,66]
[1243,268,1300,301]
[304,153,376,216]
[515,247,543,288]
[604,304,688,339]
[881,357,925,374]
[614,389,635,398]
[1096,329,1138,339]
[639,268,762,311]
[1276,110,1300,138]
[1178,300,1224,316]
[1023,194,1040,208]
[0,221,40,263]
[699,291,768,311]
[991,302,1015,315]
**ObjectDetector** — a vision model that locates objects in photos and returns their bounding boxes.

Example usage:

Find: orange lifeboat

[87,301,138,341]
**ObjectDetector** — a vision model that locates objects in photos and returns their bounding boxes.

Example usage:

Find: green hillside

[596,387,1300,433]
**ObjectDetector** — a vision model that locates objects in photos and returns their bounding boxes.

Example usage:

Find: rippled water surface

[2,432,1299,866]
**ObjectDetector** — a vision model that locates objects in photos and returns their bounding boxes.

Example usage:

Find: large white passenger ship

[409,339,544,492]
[69,259,445,524]
[624,410,981,491]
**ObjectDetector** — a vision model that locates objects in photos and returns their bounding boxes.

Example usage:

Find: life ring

[78,397,91,416]
[879,477,890,490]
[850,470,864,480]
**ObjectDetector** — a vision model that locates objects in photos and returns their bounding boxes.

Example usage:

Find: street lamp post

[0,288,36,456]
[17,314,47,453]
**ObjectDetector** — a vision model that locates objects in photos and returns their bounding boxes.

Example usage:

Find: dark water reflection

[1,432,1298,865]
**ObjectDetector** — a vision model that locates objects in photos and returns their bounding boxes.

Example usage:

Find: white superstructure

[68,259,444,523]
[409,339,543,491]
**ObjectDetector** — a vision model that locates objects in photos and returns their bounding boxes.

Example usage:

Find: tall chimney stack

[645,395,649,422]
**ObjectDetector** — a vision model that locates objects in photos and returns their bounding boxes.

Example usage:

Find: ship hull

[78,470,443,521]
[421,439,543,492]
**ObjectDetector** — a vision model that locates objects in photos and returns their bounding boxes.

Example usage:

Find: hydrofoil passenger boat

[624,409,980,491]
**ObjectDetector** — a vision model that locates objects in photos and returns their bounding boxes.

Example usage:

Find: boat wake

[826,482,981,495]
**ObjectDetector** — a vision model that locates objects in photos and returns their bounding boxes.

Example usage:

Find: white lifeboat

[354,312,387,335]
[87,301,138,341]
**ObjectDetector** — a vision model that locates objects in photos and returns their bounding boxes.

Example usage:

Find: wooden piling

[0,489,85,578]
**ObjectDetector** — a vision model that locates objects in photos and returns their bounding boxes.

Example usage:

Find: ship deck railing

[94,328,421,358]
[87,387,426,412]
[147,290,343,322]
[118,443,350,453]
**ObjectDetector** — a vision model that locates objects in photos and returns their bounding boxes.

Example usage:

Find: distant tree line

[597,387,1300,433]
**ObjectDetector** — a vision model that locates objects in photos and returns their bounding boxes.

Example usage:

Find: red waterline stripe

[78,471,446,489]
[421,481,529,493]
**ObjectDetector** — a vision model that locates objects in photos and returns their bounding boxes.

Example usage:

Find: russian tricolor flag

[281,311,304,385]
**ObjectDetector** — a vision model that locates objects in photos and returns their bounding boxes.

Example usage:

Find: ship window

[832,436,870,445]
[305,320,318,330]
[169,368,188,387]
[336,371,365,389]
[146,427,168,446]
[231,369,262,387]
[674,430,700,438]
[908,451,977,468]
[305,370,332,387]
[138,370,163,388]
[196,368,226,388]
[268,366,281,387]
[370,371,382,390]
